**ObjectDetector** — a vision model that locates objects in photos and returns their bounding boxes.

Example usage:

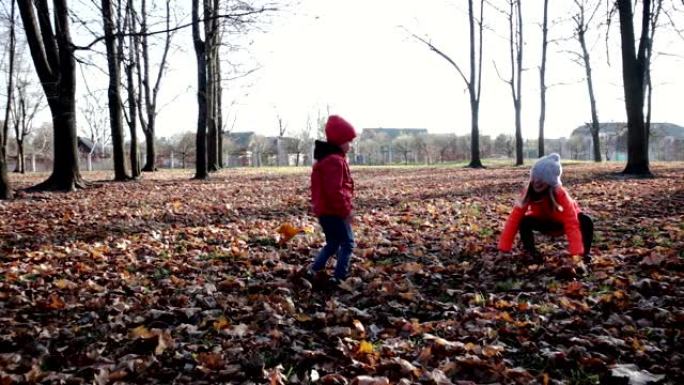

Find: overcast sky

[9,0,684,140]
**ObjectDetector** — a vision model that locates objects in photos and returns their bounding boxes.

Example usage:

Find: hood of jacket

[313,140,344,162]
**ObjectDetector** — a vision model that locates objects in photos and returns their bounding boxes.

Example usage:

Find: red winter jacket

[311,151,354,218]
[498,186,584,255]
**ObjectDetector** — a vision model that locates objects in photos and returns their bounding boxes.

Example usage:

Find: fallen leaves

[0,164,682,384]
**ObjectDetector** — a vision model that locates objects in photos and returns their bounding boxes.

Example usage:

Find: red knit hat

[325,115,357,146]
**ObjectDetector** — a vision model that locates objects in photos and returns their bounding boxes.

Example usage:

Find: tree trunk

[139,0,155,172]
[126,60,140,177]
[193,0,208,179]
[18,0,84,191]
[102,0,129,181]
[0,144,8,199]
[143,126,156,171]
[18,141,25,174]
[538,0,549,158]
[508,0,524,166]
[579,33,602,162]
[206,0,219,172]
[616,0,651,175]
[2,0,17,157]
[215,28,224,168]
[1,0,17,197]
[467,0,484,168]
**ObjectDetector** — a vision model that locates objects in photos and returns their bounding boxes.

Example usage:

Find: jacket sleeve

[498,204,526,252]
[321,157,352,218]
[555,187,584,255]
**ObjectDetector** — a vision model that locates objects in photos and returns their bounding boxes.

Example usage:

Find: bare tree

[538,0,549,157]
[121,0,140,178]
[410,0,485,168]
[508,0,524,165]
[101,0,128,180]
[494,133,515,158]
[136,0,172,172]
[80,93,111,171]
[11,79,45,173]
[18,0,84,191]
[172,132,195,169]
[0,0,16,198]
[193,0,208,179]
[615,0,656,175]
[206,0,220,172]
[393,135,413,165]
[573,0,602,162]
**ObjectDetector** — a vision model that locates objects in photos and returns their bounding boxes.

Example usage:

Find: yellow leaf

[464,342,478,352]
[482,345,503,357]
[213,316,230,331]
[53,279,77,290]
[357,340,374,354]
[130,325,155,339]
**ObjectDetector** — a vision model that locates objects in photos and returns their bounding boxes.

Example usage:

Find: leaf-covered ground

[1,163,683,385]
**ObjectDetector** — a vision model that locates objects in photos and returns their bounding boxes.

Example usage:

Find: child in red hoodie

[498,153,594,263]
[308,115,357,284]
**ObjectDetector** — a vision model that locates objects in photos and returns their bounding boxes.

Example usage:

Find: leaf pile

[1,164,682,384]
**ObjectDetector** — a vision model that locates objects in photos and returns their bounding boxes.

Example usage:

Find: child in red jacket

[498,153,593,263]
[307,115,356,284]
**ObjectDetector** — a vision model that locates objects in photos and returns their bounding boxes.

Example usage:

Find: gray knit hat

[531,153,562,187]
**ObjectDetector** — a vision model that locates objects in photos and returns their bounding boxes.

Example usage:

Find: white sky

[9,0,684,140]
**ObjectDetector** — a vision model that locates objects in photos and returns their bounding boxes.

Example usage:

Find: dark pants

[311,216,355,280]
[519,213,594,256]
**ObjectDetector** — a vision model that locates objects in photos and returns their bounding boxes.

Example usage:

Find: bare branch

[73,8,277,51]
[406,29,470,87]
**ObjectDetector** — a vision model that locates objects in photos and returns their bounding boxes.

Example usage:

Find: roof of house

[77,137,95,153]
[225,132,256,153]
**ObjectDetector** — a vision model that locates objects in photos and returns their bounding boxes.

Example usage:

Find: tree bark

[2,0,17,156]
[102,0,129,181]
[538,0,549,158]
[0,143,9,198]
[18,0,84,191]
[206,1,218,172]
[216,31,224,168]
[616,0,651,175]
[124,0,140,178]
[579,30,602,162]
[1,0,16,198]
[508,0,524,165]
[193,0,208,179]
[467,0,484,168]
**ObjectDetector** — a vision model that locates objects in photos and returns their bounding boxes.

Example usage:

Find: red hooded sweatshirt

[498,186,584,255]
[311,116,356,218]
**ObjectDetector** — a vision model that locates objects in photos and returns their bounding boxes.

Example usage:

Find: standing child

[308,115,356,285]
[498,153,594,264]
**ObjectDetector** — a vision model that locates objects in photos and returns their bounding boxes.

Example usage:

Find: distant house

[570,122,684,161]
[357,128,429,164]
[224,132,257,166]
[360,128,428,140]
[78,137,95,155]
[224,132,305,167]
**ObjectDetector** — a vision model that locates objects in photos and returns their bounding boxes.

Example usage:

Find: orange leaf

[46,294,66,310]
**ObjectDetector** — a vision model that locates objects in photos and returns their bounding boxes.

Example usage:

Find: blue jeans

[311,216,355,280]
